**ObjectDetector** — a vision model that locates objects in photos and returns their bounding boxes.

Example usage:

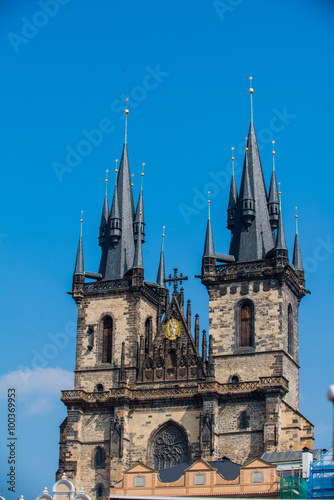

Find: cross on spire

[165,268,188,292]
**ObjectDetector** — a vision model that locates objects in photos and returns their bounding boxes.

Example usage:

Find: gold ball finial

[249,76,254,94]
[231,146,235,161]
[295,206,298,219]
[124,97,129,114]
[80,210,83,223]
[105,169,109,183]
[278,181,281,196]
[131,173,134,187]
[272,140,275,155]
[162,225,165,237]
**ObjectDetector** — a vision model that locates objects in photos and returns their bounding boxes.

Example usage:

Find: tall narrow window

[145,317,152,355]
[95,447,104,468]
[240,303,252,347]
[102,316,112,363]
[288,305,294,356]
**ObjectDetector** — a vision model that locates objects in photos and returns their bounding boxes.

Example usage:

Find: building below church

[57,82,314,499]
[112,458,281,498]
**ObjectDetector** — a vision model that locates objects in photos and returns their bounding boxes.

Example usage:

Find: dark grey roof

[268,164,279,206]
[239,153,253,203]
[134,182,144,227]
[132,218,143,269]
[158,459,241,483]
[228,173,238,210]
[157,237,166,288]
[203,218,215,258]
[74,233,84,275]
[229,123,275,261]
[99,144,135,280]
[208,460,240,480]
[110,183,120,220]
[293,227,303,271]
[275,199,287,251]
[100,193,109,229]
[262,449,321,464]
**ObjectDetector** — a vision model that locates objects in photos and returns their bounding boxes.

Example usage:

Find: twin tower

[58,84,314,499]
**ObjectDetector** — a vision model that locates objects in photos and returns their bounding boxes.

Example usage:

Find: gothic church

[57,84,314,498]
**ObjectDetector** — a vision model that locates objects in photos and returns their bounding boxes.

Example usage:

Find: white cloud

[0,367,73,415]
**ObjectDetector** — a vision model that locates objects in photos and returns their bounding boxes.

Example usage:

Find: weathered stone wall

[74,291,158,391]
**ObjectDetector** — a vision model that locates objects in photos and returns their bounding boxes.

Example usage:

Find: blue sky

[0,0,333,497]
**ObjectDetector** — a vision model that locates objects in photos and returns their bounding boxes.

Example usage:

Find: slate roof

[261,449,321,463]
[158,459,241,483]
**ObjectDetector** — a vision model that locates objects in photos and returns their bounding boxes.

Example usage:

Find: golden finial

[131,173,134,187]
[272,140,275,155]
[245,137,248,151]
[162,225,165,237]
[80,210,83,223]
[141,162,145,176]
[105,169,109,183]
[115,159,118,173]
[231,146,235,161]
[124,97,129,115]
[278,181,281,196]
[295,206,298,219]
[249,76,254,94]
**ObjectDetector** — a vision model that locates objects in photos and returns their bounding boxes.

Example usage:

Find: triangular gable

[124,462,157,474]
[241,458,274,469]
[185,460,217,472]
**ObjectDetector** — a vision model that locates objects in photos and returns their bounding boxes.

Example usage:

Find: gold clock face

[165,318,181,340]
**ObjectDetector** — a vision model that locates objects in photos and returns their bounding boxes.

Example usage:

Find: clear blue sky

[0,0,333,497]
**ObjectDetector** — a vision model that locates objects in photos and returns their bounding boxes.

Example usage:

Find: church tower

[58,86,313,498]
[199,79,313,460]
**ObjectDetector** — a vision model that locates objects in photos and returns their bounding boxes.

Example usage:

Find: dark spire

[240,147,255,229]
[109,163,122,246]
[227,147,238,230]
[134,165,145,243]
[132,211,143,269]
[186,299,191,332]
[229,80,274,261]
[98,102,135,279]
[268,141,279,233]
[203,199,215,258]
[275,189,287,252]
[157,228,166,288]
[74,213,84,275]
[99,170,109,248]
[194,314,200,354]
[293,210,303,271]
[202,330,207,365]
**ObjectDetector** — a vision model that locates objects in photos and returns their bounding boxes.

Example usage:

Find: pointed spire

[134,164,145,243]
[227,147,238,230]
[98,101,135,280]
[275,184,287,251]
[203,195,215,257]
[186,299,191,332]
[133,209,143,269]
[240,144,255,229]
[109,161,122,246]
[124,98,129,144]
[157,226,167,288]
[202,329,207,363]
[229,83,275,261]
[74,212,84,275]
[268,141,279,232]
[194,314,200,354]
[249,76,254,124]
[99,170,109,248]
[293,208,303,271]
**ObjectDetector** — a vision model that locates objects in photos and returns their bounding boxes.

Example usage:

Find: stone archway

[152,423,189,470]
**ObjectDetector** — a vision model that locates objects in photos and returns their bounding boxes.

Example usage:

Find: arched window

[240,302,253,347]
[238,411,249,430]
[97,384,104,392]
[153,424,189,470]
[102,316,112,363]
[94,446,104,468]
[96,484,103,497]
[288,305,294,356]
[145,317,153,355]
